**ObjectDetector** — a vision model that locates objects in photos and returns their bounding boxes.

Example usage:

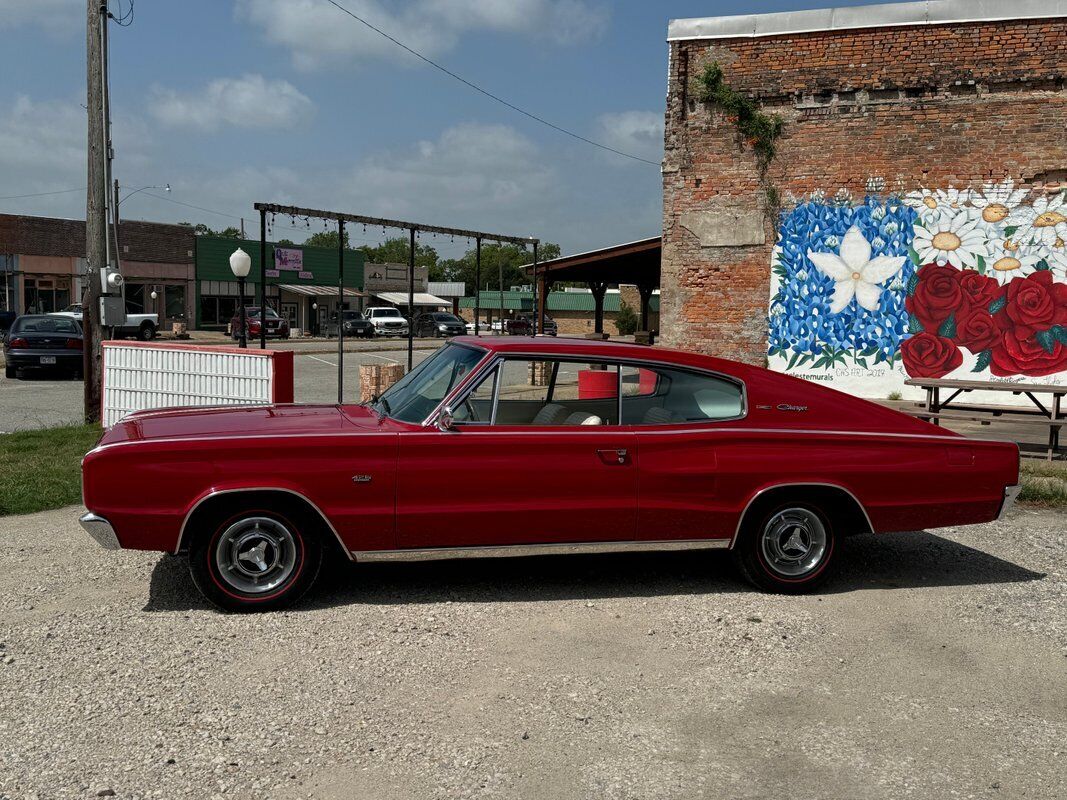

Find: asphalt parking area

[0,506,1064,799]
[0,346,436,432]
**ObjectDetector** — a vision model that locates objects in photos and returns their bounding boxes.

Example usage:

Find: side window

[456,359,620,426]
[621,365,743,425]
[451,366,497,424]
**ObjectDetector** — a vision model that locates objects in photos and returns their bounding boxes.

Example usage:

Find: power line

[320,0,660,167]
[0,187,86,200]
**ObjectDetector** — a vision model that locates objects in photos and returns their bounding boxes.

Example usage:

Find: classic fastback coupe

[80,337,1020,611]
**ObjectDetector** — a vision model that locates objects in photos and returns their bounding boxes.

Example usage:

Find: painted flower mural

[768,180,1067,385]
[768,195,918,370]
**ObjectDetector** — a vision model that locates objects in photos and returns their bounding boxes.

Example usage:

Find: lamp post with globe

[229,248,252,348]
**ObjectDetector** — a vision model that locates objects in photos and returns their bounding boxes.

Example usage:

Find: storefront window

[165,285,185,320]
[125,284,145,314]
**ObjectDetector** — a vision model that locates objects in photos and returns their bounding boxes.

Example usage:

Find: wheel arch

[731,483,873,548]
[176,487,352,561]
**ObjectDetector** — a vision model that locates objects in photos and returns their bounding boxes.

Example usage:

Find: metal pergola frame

[254,202,540,404]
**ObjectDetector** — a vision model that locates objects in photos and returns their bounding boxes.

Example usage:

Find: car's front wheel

[189,508,322,612]
[732,502,835,593]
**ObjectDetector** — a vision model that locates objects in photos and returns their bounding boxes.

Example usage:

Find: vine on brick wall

[694,62,785,225]
[694,63,784,166]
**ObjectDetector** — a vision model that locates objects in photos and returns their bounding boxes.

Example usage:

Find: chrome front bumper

[997,485,1022,521]
[79,512,121,550]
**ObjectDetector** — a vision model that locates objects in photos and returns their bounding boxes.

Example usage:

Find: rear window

[12,316,81,334]
[371,309,402,318]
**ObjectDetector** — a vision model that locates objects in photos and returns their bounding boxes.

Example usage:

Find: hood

[98,404,351,446]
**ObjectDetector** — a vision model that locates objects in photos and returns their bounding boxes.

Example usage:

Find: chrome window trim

[351,537,731,562]
[730,482,875,548]
[424,351,749,429]
[175,487,352,560]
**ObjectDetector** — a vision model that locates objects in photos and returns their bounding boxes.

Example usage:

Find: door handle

[597,448,628,465]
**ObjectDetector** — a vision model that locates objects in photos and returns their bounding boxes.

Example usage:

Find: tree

[438,241,561,294]
[276,238,296,247]
[357,237,438,270]
[615,300,639,336]
[304,229,351,249]
[177,222,242,238]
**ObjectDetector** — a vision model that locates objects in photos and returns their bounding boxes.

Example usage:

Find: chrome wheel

[214,516,298,594]
[759,507,827,578]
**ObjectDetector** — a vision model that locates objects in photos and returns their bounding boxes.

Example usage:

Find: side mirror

[437,406,455,432]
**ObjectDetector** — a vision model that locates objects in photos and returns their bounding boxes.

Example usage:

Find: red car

[229,306,290,340]
[80,337,1020,612]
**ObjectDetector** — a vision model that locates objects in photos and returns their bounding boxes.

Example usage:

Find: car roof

[451,336,747,374]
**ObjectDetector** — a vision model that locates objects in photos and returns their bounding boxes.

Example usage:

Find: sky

[0,0,888,259]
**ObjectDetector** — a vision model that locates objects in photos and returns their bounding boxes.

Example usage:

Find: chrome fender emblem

[351,475,373,483]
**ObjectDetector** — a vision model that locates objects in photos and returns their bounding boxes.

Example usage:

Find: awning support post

[337,218,344,404]
[474,237,481,337]
[408,227,415,372]
[259,208,267,350]
[589,281,607,334]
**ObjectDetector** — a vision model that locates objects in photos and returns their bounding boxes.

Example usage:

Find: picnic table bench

[903,378,1066,460]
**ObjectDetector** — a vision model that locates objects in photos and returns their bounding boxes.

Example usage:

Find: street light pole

[229,248,252,349]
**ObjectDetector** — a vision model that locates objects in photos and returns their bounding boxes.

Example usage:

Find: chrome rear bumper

[997,485,1022,521]
[79,512,121,550]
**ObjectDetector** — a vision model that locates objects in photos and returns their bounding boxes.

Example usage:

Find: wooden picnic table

[904,378,1066,460]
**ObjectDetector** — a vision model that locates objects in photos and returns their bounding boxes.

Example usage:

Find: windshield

[433,314,461,323]
[246,308,280,319]
[342,311,365,320]
[374,344,485,423]
[60,304,83,313]
[13,316,81,334]
[370,308,402,318]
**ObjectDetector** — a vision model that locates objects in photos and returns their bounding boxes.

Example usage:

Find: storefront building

[0,214,194,323]
[194,236,366,335]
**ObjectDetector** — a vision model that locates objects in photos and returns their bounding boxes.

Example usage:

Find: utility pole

[84,0,108,423]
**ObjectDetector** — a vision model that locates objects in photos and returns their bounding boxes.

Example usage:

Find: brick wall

[0,214,194,264]
[661,16,1067,363]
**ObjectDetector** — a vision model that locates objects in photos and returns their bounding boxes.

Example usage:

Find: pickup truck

[364,306,410,337]
[53,303,158,340]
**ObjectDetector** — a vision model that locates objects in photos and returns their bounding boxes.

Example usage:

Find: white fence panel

[101,342,294,428]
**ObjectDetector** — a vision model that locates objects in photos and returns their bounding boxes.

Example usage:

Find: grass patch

[0,424,101,516]
[1019,460,1067,508]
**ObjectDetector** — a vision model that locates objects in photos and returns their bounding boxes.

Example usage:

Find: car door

[620,364,747,543]
[396,357,637,549]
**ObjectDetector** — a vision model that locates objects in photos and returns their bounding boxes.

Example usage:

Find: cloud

[235,0,608,70]
[0,0,82,37]
[345,123,557,225]
[595,110,664,164]
[148,75,314,132]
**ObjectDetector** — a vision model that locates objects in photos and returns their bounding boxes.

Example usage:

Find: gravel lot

[1,506,1064,799]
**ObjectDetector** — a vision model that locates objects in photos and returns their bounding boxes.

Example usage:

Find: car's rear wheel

[732,502,836,593]
[138,322,156,341]
[5,365,15,379]
[189,507,322,612]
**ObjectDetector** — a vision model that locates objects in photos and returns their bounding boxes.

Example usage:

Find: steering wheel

[462,397,479,422]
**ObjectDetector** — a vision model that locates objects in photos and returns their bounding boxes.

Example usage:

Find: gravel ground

[0,506,1064,800]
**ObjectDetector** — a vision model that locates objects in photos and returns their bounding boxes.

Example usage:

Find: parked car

[325,310,375,339]
[53,303,157,340]
[0,310,15,334]
[4,314,83,379]
[464,320,488,334]
[365,306,409,337]
[80,337,1020,612]
[414,312,466,338]
[505,314,558,336]
[229,307,290,341]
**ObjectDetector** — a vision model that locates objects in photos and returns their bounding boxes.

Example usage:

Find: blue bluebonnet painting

[768,195,919,370]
